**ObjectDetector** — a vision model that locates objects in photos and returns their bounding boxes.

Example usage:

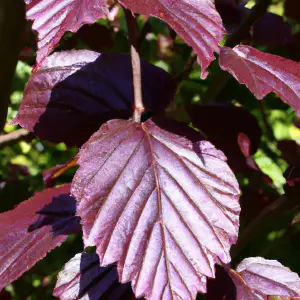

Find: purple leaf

[72,118,240,299]
[53,252,135,300]
[216,1,292,45]
[120,0,225,78]
[12,50,176,146]
[285,0,300,24]
[187,104,262,172]
[206,265,236,300]
[62,23,114,52]
[278,140,300,167]
[215,0,247,33]
[219,45,300,117]
[229,257,300,299]
[25,0,108,65]
[253,12,292,46]
[0,184,80,291]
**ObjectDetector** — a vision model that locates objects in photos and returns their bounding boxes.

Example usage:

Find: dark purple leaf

[53,252,135,300]
[206,265,236,300]
[120,0,225,78]
[286,33,300,62]
[278,140,300,167]
[278,140,300,186]
[220,45,300,117]
[62,23,114,52]
[72,118,240,299]
[216,1,292,45]
[229,257,300,299]
[12,50,176,146]
[187,104,262,172]
[285,0,300,24]
[253,12,292,46]
[215,0,248,33]
[25,0,108,65]
[0,184,80,290]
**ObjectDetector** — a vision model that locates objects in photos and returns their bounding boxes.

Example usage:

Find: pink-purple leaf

[25,0,108,65]
[11,50,176,146]
[53,252,135,300]
[72,118,240,299]
[0,184,80,291]
[120,0,225,78]
[229,257,300,299]
[219,45,300,117]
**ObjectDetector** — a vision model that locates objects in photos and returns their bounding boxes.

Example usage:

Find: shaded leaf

[278,140,300,186]
[285,0,300,24]
[278,140,300,167]
[54,252,135,300]
[216,1,292,46]
[120,0,225,78]
[0,0,25,130]
[229,257,300,299]
[253,13,292,46]
[72,118,240,299]
[25,0,108,65]
[219,45,300,117]
[0,184,80,290]
[206,265,236,300]
[62,23,114,52]
[215,0,247,33]
[12,50,176,146]
[187,104,262,172]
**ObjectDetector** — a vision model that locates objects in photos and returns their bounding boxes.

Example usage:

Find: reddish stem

[124,8,144,122]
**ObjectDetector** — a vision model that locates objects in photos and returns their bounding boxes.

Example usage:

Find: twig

[124,8,144,122]
[202,0,272,104]
[0,129,32,148]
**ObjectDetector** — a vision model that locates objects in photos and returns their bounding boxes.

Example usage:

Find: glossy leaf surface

[25,0,108,65]
[12,50,176,146]
[219,45,300,116]
[72,118,240,299]
[120,0,225,78]
[229,257,300,299]
[0,184,80,291]
[54,252,135,300]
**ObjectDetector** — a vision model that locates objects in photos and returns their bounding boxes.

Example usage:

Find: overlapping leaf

[26,0,225,77]
[12,50,176,146]
[219,45,300,117]
[72,118,240,299]
[229,257,300,299]
[215,0,292,45]
[54,252,135,300]
[25,0,108,65]
[120,0,225,78]
[0,184,80,291]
